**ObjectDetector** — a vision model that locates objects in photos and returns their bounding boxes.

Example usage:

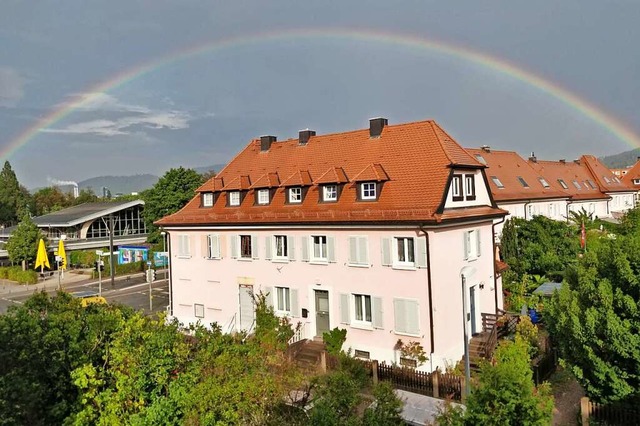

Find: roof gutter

[418,225,435,356]
[491,216,506,313]
[523,200,531,220]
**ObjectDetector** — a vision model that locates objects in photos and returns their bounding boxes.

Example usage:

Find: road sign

[146,261,152,266]
[156,251,168,257]
[95,250,104,256]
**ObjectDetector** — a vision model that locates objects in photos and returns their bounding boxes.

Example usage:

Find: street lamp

[460,266,476,397]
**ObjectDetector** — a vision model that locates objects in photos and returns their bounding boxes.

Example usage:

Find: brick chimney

[369,117,388,138]
[559,159,566,163]
[260,135,276,152]
[481,145,491,153]
[529,152,537,163]
[298,129,316,145]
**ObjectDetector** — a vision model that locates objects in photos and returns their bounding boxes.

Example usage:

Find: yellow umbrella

[57,239,67,270]
[34,238,50,272]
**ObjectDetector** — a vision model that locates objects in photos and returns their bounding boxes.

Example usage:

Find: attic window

[202,192,214,207]
[289,187,303,203]
[538,178,550,188]
[634,179,640,185]
[517,176,530,188]
[257,189,270,205]
[557,179,568,189]
[585,180,596,190]
[229,191,241,206]
[572,180,582,190]
[474,154,487,165]
[491,176,504,189]
[361,182,377,200]
[603,176,611,183]
[613,176,621,183]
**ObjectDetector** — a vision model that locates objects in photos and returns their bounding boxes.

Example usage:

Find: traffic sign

[95,250,104,256]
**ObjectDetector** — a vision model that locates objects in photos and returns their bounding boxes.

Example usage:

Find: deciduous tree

[6,214,45,269]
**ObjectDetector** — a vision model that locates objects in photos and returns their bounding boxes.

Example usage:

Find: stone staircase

[291,339,326,373]
[467,332,490,371]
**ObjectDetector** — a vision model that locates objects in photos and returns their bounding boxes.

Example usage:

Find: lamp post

[460,266,476,397]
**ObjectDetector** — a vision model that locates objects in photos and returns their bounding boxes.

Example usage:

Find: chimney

[529,152,537,163]
[480,145,491,153]
[559,159,566,163]
[298,129,316,145]
[574,159,581,165]
[260,135,276,152]
[369,117,388,138]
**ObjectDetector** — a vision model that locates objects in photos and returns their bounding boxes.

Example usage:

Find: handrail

[224,313,237,334]
[287,322,306,345]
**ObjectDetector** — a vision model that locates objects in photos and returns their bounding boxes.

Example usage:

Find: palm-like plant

[567,207,593,227]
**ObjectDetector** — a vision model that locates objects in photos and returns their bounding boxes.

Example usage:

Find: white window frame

[538,178,550,188]
[452,175,462,198]
[361,182,377,200]
[311,235,328,262]
[275,286,291,314]
[207,234,221,259]
[177,235,191,258]
[464,174,475,198]
[289,187,302,203]
[464,229,481,261]
[274,235,288,260]
[194,303,205,319]
[202,192,214,207]
[491,176,504,189]
[394,237,415,268]
[229,191,241,206]
[323,185,338,202]
[353,294,372,327]
[558,179,568,189]
[257,189,270,205]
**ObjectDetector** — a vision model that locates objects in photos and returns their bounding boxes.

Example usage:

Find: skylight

[603,176,611,183]
[474,154,487,165]
[572,180,582,190]
[491,176,504,188]
[557,179,568,189]
[517,176,529,188]
[585,180,596,189]
[538,177,550,188]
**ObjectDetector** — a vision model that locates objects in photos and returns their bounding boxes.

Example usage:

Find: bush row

[0,266,39,284]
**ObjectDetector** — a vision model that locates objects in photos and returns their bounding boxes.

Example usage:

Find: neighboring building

[157,118,508,371]
[580,155,636,216]
[621,160,640,190]
[610,167,631,178]
[0,200,148,259]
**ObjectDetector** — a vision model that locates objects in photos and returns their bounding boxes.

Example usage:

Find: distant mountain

[600,149,640,169]
[193,164,227,175]
[79,174,159,195]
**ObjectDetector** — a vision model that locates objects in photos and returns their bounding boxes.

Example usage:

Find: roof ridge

[429,121,455,164]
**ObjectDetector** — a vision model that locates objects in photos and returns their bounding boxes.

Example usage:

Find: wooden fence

[372,361,463,401]
[580,397,640,425]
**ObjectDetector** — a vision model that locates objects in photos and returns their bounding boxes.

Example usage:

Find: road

[0,274,169,315]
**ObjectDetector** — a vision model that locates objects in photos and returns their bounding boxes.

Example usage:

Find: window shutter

[394,299,407,333]
[290,288,299,317]
[211,235,221,259]
[476,230,482,257]
[372,297,384,329]
[263,286,273,307]
[264,236,273,260]
[251,235,259,259]
[381,237,392,266]
[287,235,295,261]
[201,235,208,257]
[348,237,357,264]
[406,300,420,335]
[301,236,310,262]
[416,237,427,269]
[340,293,350,324]
[327,236,336,263]
[359,236,369,265]
[230,235,239,259]
[463,232,469,260]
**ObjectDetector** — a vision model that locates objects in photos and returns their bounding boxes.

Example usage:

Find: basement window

[354,349,371,360]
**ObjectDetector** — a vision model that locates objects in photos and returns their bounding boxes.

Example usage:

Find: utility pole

[109,214,115,287]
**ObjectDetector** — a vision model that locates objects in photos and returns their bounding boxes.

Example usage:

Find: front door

[315,290,330,337]
[469,285,477,335]
[239,284,255,331]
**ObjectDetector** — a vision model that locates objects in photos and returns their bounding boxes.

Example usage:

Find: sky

[1,1,639,188]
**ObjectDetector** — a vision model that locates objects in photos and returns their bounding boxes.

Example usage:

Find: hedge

[0,267,39,284]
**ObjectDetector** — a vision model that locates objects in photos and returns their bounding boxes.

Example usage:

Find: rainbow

[3,28,639,162]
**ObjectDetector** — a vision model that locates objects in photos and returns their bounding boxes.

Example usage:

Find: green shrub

[0,267,38,284]
[92,260,146,279]
[323,327,347,355]
[16,270,38,285]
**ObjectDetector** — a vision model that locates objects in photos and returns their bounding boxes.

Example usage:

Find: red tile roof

[621,161,640,185]
[528,160,609,201]
[465,148,568,201]
[314,167,349,185]
[249,172,280,189]
[281,170,313,187]
[157,119,504,226]
[351,164,390,182]
[581,155,635,192]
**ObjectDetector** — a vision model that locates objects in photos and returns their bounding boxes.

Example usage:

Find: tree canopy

[0,161,30,226]
[5,214,45,269]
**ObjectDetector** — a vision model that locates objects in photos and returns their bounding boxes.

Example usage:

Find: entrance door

[239,285,255,331]
[469,285,477,335]
[315,290,330,337]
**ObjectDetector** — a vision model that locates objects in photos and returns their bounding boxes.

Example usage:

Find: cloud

[41,93,192,137]
[0,67,27,107]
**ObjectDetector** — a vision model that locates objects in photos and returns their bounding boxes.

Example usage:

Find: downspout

[167,231,173,316]
[419,225,435,359]
[523,200,531,220]
[491,216,506,313]
[565,200,574,223]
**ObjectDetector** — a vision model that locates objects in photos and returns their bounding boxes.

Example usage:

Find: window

[613,176,621,183]
[354,294,372,324]
[207,234,221,259]
[275,287,290,312]
[452,175,463,201]
[178,235,190,257]
[572,180,582,190]
[257,189,270,205]
[202,192,214,207]
[463,229,481,260]
[464,174,476,200]
[558,179,569,189]
[603,176,611,183]
[194,303,205,318]
[474,154,486,165]
[354,349,371,360]
[289,187,302,203]
[400,357,418,368]
[517,176,530,188]
[585,180,596,189]
[634,179,640,185]
[240,235,252,258]
[323,185,338,202]
[312,235,328,261]
[361,182,377,200]
[274,235,288,259]
[538,178,550,188]
[491,176,504,189]
[229,191,241,206]
[348,236,369,266]
[395,237,415,265]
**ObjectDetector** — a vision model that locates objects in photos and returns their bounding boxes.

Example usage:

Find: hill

[79,174,159,195]
[193,164,226,175]
[600,149,640,169]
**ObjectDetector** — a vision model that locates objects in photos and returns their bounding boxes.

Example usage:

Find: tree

[70,188,99,206]
[32,186,70,216]
[362,382,404,425]
[6,214,45,269]
[568,207,594,228]
[546,234,640,403]
[142,167,203,242]
[0,161,29,226]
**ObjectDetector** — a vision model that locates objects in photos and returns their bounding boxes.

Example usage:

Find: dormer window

[464,174,476,200]
[289,187,302,203]
[229,191,241,206]
[202,192,214,207]
[634,179,640,185]
[323,185,338,202]
[452,175,463,201]
[361,182,377,200]
[257,189,270,205]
